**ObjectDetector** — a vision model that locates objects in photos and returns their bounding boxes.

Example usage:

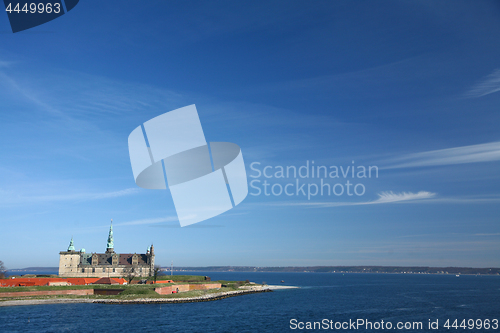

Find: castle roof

[92,277,122,285]
[106,219,114,251]
[80,253,149,266]
[67,237,75,251]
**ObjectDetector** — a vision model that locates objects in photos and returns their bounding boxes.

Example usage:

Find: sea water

[1,272,499,332]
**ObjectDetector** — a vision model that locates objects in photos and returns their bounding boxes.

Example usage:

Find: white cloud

[473,233,500,236]
[467,68,500,98]
[91,188,139,199]
[0,60,14,68]
[428,196,500,204]
[384,141,500,169]
[372,191,436,203]
[113,216,227,228]
[114,216,178,226]
[0,187,139,206]
[265,191,436,208]
[259,192,500,208]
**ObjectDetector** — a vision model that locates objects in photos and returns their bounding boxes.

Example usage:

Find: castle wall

[174,284,190,292]
[154,283,222,295]
[189,283,221,290]
[58,253,81,277]
[59,262,151,278]
[79,266,151,278]
[155,286,173,294]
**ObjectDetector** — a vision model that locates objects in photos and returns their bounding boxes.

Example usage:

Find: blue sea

[1,272,499,332]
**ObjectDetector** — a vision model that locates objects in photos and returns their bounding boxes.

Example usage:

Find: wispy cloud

[0,188,139,206]
[372,191,436,203]
[0,60,14,68]
[113,216,178,226]
[384,141,500,169]
[428,196,500,204]
[473,233,500,236]
[89,188,140,199]
[467,68,500,98]
[0,68,185,130]
[114,216,227,228]
[264,191,436,208]
[258,192,500,208]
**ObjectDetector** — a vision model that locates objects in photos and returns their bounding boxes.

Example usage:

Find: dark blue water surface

[1,272,499,332]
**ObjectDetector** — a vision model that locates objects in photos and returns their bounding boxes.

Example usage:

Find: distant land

[8,267,59,271]
[8,266,500,275]
[171,266,500,275]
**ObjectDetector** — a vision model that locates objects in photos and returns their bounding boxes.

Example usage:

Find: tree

[153,265,162,284]
[122,267,136,284]
[0,261,6,279]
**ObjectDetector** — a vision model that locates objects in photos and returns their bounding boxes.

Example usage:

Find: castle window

[103,268,106,272]
[113,268,115,273]
[92,268,95,273]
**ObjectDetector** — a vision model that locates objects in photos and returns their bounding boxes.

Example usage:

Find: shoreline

[0,288,277,307]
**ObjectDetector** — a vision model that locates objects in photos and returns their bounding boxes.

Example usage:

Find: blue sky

[0,1,499,269]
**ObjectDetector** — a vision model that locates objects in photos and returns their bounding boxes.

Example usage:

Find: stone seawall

[95,289,272,304]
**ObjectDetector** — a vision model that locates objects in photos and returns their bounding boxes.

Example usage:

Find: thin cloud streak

[467,68,500,98]
[374,191,436,203]
[264,191,436,208]
[474,233,500,236]
[0,60,14,68]
[427,196,500,204]
[0,71,67,118]
[0,188,139,205]
[114,216,178,226]
[383,141,500,169]
[259,193,500,208]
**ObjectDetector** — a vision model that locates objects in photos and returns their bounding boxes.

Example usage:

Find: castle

[58,220,155,278]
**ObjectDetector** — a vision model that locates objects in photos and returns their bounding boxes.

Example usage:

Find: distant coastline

[166,266,500,275]
[169,266,500,275]
[7,266,500,276]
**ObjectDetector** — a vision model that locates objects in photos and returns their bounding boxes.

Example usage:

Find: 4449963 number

[5,2,61,14]
[444,319,498,330]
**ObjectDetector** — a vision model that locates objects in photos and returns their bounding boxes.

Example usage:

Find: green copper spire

[67,237,75,251]
[106,219,114,252]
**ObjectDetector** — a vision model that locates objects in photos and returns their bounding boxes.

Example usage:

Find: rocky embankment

[94,289,272,304]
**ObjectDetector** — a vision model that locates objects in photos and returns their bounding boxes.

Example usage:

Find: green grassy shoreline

[0,288,272,307]
[0,275,259,302]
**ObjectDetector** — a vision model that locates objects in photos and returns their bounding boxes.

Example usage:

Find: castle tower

[67,237,75,252]
[106,219,114,253]
[59,237,80,277]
